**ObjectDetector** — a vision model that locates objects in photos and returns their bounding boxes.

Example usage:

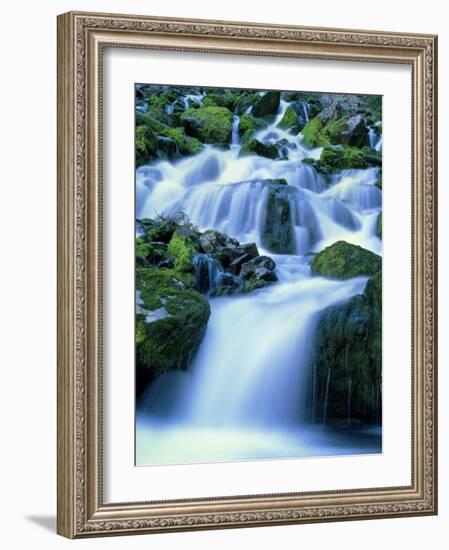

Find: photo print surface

[134,84,383,466]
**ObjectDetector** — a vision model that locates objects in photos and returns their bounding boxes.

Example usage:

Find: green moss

[364,271,382,310]
[311,241,382,279]
[238,114,268,143]
[136,268,211,380]
[376,212,382,239]
[135,318,146,346]
[202,90,238,110]
[239,138,279,159]
[145,218,178,243]
[167,229,199,275]
[315,145,367,174]
[136,238,169,267]
[136,113,203,159]
[277,106,299,130]
[180,106,233,143]
[302,114,369,149]
[136,125,157,167]
[375,175,382,189]
[324,117,348,142]
[301,117,330,147]
[136,239,153,260]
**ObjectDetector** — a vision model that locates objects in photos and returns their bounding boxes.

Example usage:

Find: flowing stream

[136,97,382,465]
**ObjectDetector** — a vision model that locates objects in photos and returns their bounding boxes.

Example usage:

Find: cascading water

[136,94,382,465]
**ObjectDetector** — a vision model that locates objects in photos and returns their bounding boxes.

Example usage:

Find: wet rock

[228,253,254,275]
[310,272,382,425]
[277,106,299,130]
[213,243,259,269]
[239,138,280,160]
[261,184,296,254]
[136,267,211,394]
[199,229,239,254]
[240,256,276,278]
[376,212,382,239]
[251,91,281,117]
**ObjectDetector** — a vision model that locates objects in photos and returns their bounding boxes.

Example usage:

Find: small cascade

[368,127,382,152]
[193,253,222,294]
[375,136,383,152]
[231,115,240,146]
[324,169,382,211]
[183,150,224,187]
[290,163,326,193]
[302,100,310,123]
[368,127,377,148]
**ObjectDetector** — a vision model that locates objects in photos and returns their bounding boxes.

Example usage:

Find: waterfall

[302,100,310,123]
[369,127,382,152]
[231,115,240,146]
[193,253,222,294]
[368,127,376,148]
[136,92,382,465]
[375,135,383,152]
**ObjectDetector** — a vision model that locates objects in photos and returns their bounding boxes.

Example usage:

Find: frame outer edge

[57,12,77,539]
[56,10,438,537]
[432,35,439,515]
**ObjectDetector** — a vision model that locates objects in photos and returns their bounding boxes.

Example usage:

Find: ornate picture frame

[57,11,438,538]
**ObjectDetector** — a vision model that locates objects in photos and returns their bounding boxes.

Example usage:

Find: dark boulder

[251,91,281,117]
[310,272,382,426]
[261,184,296,254]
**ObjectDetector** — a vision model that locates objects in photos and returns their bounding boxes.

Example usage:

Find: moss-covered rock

[277,106,299,130]
[136,239,169,267]
[180,106,233,144]
[301,117,331,147]
[136,113,203,160]
[261,185,296,254]
[202,90,238,110]
[375,174,382,190]
[167,229,200,276]
[145,217,179,243]
[314,145,367,174]
[376,212,382,239]
[239,138,280,159]
[136,268,211,391]
[311,241,382,279]
[302,112,368,150]
[136,125,158,167]
[233,92,259,115]
[251,91,281,117]
[310,272,382,425]
[334,115,368,147]
[238,114,268,143]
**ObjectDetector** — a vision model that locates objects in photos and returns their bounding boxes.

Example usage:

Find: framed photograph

[57,11,438,538]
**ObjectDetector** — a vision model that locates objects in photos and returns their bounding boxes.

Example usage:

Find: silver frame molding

[57,11,438,538]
